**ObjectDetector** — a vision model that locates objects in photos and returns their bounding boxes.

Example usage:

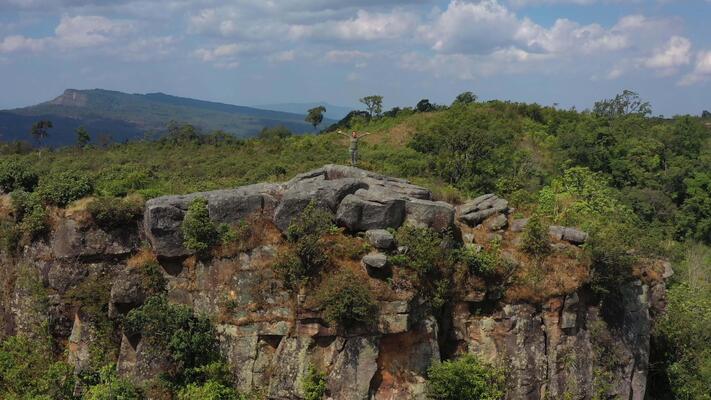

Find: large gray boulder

[336,192,406,232]
[365,229,395,250]
[273,178,365,232]
[144,185,278,257]
[404,199,455,232]
[458,194,509,227]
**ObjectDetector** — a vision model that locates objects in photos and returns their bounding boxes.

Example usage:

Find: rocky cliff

[0,165,670,399]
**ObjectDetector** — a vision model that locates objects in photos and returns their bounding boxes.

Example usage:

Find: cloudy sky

[0,0,710,115]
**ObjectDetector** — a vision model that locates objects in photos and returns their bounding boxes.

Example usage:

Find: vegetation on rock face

[314,269,377,329]
[276,201,334,289]
[301,364,327,400]
[88,196,144,229]
[0,336,75,400]
[0,157,38,193]
[426,354,505,400]
[520,215,551,258]
[83,364,143,400]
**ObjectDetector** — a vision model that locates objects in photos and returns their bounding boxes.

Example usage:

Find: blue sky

[0,0,710,115]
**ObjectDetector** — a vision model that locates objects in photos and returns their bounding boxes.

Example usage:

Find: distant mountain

[0,89,331,147]
[255,102,355,120]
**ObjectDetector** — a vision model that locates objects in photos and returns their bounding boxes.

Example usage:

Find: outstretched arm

[337,130,350,137]
[358,132,373,138]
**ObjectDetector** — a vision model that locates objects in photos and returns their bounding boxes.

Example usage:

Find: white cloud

[268,50,296,63]
[679,51,711,85]
[54,15,133,48]
[325,49,371,62]
[194,43,251,62]
[289,9,418,41]
[0,35,46,53]
[643,35,691,71]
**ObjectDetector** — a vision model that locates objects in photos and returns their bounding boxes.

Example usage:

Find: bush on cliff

[426,354,505,400]
[10,190,48,241]
[88,196,144,229]
[519,215,550,258]
[276,201,334,289]
[83,364,143,400]
[314,269,377,329]
[177,379,241,400]
[301,364,327,400]
[0,335,75,400]
[0,158,38,193]
[37,170,93,206]
[124,296,221,385]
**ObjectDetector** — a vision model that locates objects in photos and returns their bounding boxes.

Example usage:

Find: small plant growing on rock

[314,269,377,329]
[10,190,48,242]
[276,201,333,289]
[301,364,327,400]
[88,196,143,229]
[182,197,220,253]
[520,215,551,258]
[426,354,506,400]
[394,225,447,277]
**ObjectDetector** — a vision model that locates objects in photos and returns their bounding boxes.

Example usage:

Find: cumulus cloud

[0,35,46,53]
[194,43,251,62]
[288,9,418,41]
[325,49,371,62]
[268,50,296,63]
[643,36,691,71]
[679,51,711,85]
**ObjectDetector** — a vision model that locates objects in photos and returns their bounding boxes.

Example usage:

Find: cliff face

[0,165,669,399]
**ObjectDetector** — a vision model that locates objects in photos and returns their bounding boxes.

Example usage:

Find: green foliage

[0,157,38,192]
[301,364,327,400]
[519,216,551,258]
[359,95,383,117]
[124,296,220,384]
[76,126,91,148]
[182,197,220,253]
[88,196,144,229]
[83,364,143,400]
[394,225,446,277]
[676,172,711,242]
[592,90,652,118]
[258,125,292,141]
[457,245,498,276]
[178,380,242,400]
[10,190,48,241]
[0,335,75,400]
[37,170,93,206]
[426,354,506,400]
[276,202,333,289]
[306,106,327,130]
[314,269,377,329]
[452,91,477,106]
[95,164,152,197]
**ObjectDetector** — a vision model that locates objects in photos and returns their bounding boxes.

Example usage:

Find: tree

[76,126,91,148]
[416,99,435,113]
[30,120,52,146]
[702,110,711,118]
[305,106,326,131]
[359,95,383,117]
[452,91,477,106]
[592,90,652,118]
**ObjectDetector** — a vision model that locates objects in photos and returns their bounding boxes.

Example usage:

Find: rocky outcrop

[0,165,669,400]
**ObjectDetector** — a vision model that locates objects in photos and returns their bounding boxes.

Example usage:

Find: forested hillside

[0,91,709,399]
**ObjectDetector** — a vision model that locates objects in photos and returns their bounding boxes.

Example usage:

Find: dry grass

[0,194,12,219]
[127,247,158,269]
[212,214,283,258]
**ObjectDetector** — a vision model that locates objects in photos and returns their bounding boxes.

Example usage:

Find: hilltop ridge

[0,89,333,146]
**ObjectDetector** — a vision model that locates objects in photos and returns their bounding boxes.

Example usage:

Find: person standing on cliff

[338,130,372,166]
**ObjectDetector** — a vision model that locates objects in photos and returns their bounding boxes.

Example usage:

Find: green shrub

[83,364,143,400]
[276,201,333,289]
[0,221,21,253]
[302,364,327,400]
[88,196,144,229]
[10,190,48,241]
[314,269,376,329]
[457,245,498,276]
[37,170,93,206]
[0,158,38,193]
[182,197,220,253]
[95,164,152,197]
[124,296,220,384]
[426,354,506,400]
[394,225,447,277]
[0,335,75,399]
[519,216,550,258]
[178,380,241,400]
